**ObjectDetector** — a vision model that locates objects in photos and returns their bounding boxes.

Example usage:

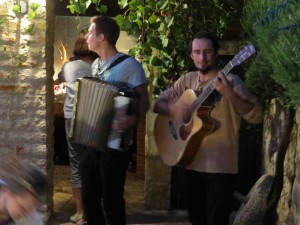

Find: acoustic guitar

[154,44,256,166]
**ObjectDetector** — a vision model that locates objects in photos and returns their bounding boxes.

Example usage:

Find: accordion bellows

[70,77,119,150]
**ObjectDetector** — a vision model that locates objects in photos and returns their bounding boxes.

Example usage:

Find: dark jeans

[80,148,131,225]
[183,170,236,225]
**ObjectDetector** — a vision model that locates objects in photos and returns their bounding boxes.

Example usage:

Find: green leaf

[118,0,128,9]
[130,0,144,7]
[137,5,145,14]
[67,5,76,14]
[121,19,133,31]
[129,11,138,21]
[148,15,158,24]
[148,22,160,30]
[2,45,7,53]
[25,23,35,34]
[182,3,188,9]
[142,43,153,55]
[159,0,170,9]
[12,5,21,14]
[85,0,92,7]
[161,36,169,47]
[0,18,6,25]
[95,4,107,13]
[115,14,124,27]
[167,16,174,28]
[28,11,37,19]
[78,3,88,14]
[146,1,156,11]
[31,3,40,11]
[136,19,143,28]
[150,56,164,67]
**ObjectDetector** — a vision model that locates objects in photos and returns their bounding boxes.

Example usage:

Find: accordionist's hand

[112,113,137,132]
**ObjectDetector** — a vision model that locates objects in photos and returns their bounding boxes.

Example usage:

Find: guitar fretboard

[191,62,234,112]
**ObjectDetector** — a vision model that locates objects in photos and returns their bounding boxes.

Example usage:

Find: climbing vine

[1,1,40,67]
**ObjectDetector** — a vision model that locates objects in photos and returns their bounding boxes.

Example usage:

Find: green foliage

[67,0,244,98]
[25,23,35,34]
[2,45,7,53]
[15,54,24,67]
[28,3,40,19]
[67,0,107,14]
[12,4,21,14]
[115,0,242,98]
[242,0,300,107]
[0,18,6,25]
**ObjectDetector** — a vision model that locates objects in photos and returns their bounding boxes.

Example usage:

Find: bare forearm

[153,99,171,115]
[135,84,150,122]
[137,95,149,121]
[226,91,255,115]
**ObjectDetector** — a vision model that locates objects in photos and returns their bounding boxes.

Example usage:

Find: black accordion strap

[107,54,130,70]
[98,54,130,78]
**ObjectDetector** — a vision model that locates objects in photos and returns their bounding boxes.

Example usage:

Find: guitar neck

[191,62,234,112]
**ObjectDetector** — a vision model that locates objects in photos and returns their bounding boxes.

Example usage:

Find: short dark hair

[189,31,220,55]
[0,155,51,198]
[73,28,98,60]
[90,15,120,46]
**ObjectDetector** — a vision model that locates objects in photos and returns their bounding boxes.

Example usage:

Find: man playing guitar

[153,31,263,225]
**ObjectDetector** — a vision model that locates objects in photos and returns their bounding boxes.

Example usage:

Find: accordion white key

[107,96,131,150]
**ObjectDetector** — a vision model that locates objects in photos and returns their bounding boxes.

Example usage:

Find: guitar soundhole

[179,119,193,141]
[168,121,178,140]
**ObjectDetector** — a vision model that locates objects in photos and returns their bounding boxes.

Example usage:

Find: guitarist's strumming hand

[154,99,191,121]
[169,101,193,140]
[168,102,192,124]
[154,99,193,140]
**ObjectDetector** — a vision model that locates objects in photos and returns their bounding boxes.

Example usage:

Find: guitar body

[154,89,214,166]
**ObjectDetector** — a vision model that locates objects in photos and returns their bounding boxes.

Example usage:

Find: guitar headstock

[231,44,256,67]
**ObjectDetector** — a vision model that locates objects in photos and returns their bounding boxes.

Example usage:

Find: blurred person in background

[57,29,98,225]
[0,155,50,225]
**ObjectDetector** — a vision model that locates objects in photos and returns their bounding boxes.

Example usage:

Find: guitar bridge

[168,120,178,140]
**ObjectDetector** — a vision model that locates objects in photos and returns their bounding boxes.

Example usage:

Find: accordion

[70,77,136,150]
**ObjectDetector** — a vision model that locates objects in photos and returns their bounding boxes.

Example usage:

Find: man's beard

[198,66,211,74]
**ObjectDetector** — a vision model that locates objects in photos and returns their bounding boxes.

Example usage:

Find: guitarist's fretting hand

[213,72,234,97]
[214,72,255,115]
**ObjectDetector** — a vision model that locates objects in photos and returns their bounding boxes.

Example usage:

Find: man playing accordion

[79,15,149,225]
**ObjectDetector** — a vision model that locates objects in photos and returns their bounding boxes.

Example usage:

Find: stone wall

[262,99,300,225]
[145,105,171,210]
[0,0,54,221]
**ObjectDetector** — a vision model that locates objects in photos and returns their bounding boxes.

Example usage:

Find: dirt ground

[51,165,145,224]
[51,165,189,225]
